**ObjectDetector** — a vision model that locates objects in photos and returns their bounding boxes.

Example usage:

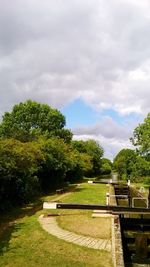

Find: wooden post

[148,187,150,208]
[106,192,110,206]
[128,191,131,207]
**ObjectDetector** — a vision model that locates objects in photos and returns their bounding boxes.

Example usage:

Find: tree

[0,100,72,142]
[65,151,93,182]
[0,138,43,211]
[72,139,104,176]
[71,140,87,153]
[113,149,137,180]
[130,113,150,181]
[133,156,150,178]
[85,140,104,175]
[37,137,72,191]
[100,158,112,175]
[131,113,150,158]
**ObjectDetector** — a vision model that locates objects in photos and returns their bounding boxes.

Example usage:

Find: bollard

[106,192,110,206]
[148,187,150,208]
[127,179,130,186]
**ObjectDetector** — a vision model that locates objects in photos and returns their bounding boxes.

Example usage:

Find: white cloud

[0,0,150,115]
[73,133,133,161]
[72,116,135,160]
[0,0,149,156]
[73,116,131,139]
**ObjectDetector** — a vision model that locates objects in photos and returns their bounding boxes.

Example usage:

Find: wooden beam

[43,202,150,214]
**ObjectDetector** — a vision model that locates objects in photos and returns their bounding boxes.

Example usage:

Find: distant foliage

[113,149,137,180]
[0,100,104,211]
[114,113,150,182]
[72,139,104,176]
[100,158,112,175]
[131,113,150,159]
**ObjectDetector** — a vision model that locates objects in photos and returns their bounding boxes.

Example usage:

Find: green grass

[0,183,113,267]
[57,213,111,239]
[54,183,111,239]
[61,183,108,204]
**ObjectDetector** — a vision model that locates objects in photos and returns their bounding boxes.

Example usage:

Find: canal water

[96,172,118,183]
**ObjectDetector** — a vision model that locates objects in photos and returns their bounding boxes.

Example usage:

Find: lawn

[0,182,113,267]
[54,183,111,239]
[60,182,108,204]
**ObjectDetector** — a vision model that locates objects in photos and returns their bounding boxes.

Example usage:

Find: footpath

[39,214,111,252]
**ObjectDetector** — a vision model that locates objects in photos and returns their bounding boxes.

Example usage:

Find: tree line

[113,113,150,182]
[1,99,148,211]
[0,100,111,211]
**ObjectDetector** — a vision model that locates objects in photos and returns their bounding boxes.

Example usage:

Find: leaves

[0,100,105,211]
[0,139,44,210]
[113,149,137,179]
[0,100,67,142]
[131,113,150,157]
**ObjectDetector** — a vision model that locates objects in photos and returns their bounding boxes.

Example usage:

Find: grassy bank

[0,182,113,267]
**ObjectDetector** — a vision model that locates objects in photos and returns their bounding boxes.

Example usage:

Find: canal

[97,174,150,266]
[113,183,150,267]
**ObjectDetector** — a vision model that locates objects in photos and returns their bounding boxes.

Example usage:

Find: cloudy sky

[0,0,150,159]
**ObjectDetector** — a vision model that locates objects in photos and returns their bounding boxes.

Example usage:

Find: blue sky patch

[61,99,99,128]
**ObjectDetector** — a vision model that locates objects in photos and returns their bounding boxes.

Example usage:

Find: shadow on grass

[0,198,43,246]
[46,212,86,217]
[0,199,43,223]
[71,187,86,192]
[0,222,25,256]
[0,183,86,249]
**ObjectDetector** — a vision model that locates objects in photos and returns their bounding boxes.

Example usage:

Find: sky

[0,0,150,160]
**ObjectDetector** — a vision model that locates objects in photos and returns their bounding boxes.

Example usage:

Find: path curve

[39,215,111,251]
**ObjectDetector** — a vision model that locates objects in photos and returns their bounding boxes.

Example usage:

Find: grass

[61,183,108,204]
[57,214,111,239]
[54,183,111,239]
[0,182,113,267]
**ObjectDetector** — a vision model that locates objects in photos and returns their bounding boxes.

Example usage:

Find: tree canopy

[0,100,105,211]
[72,139,104,176]
[100,158,112,175]
[0,100,72,142]
[113,149,137,180]
[131,113,150,158]
[0,138,43,210]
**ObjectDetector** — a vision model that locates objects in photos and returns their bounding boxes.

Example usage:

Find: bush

[0,139,43,211]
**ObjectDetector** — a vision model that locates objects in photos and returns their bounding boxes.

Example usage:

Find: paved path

[39,215,111,251]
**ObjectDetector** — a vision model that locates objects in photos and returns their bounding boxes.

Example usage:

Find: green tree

[0,138,43,211]
[100,158,112,175]
[72,139,103,176]
[71,140,87,153]
[130,113,150,180]
[131,113,150,158]
[37,137,72,191]
[65,150,93,182]
[86,140,104,175]
[133,156,150,178]
[0,100,72,142]
[113,149,137,180]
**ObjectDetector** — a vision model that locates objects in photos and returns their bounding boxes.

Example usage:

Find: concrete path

[39,215,111,251]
